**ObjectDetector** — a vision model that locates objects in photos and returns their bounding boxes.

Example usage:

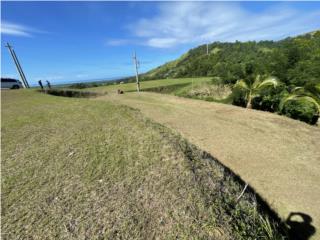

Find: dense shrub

[143,83,190,94]
[281,99,319,124]
[69,82,100,89]
[141,31,320,88]
[231,87,247,107]
[251,87,287,112]
[41,89,105,98]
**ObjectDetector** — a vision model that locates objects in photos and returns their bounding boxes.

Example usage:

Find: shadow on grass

[39,89,106,98]
[286,212,316,240]
[186,147,316,239]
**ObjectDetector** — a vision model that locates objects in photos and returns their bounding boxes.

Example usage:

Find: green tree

[234,75,279,108]
[279,83,320,124]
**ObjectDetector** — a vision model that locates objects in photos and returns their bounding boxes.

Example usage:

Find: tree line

[141,31,320,124]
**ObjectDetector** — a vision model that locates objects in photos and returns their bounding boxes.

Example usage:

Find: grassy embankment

[2,90,284,239]
[96,90,320,239]
[85,77,233,104]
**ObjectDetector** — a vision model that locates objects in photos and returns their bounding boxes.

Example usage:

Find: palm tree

[234,75,279,109]
[279,84,320,122]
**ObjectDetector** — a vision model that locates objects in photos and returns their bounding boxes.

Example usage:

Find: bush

[69,82,100,89]
[41,89,105,98]
[252,87,287,113]
[231,87,247,107]
[69,83,89,89]
[281,99,319,124]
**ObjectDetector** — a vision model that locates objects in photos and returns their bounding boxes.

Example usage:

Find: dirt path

[97,92,320,238]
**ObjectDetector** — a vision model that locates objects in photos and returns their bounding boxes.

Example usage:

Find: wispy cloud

[1,21,47,37]
[129,2,320,48]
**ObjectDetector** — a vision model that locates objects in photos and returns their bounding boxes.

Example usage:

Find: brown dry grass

[97,91,320,239]
[2,90,285,239]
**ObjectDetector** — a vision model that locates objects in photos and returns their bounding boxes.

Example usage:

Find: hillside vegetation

[85,77,211,93]
[142,31,320,85]
[119,31,320,125]
[72,31,320,125]
[1,90,285,239]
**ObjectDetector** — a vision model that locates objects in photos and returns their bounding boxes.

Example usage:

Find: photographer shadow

[286,212,316,240]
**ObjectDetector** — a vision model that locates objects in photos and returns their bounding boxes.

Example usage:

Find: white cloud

[1,21,47,37]
[147,38,178,48]
[129,2,320,48]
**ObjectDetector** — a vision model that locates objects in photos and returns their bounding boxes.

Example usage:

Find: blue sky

[1,1,320,86]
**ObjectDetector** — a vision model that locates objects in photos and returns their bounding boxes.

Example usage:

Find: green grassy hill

[106,31,319,126]
[86,77,211,93]
[140,30,320,87]
[1,90,285,239]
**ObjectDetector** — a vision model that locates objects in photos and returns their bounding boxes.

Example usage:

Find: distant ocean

[29,76,131,87]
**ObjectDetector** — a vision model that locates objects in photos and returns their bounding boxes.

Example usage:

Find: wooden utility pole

[133,51,140,92]
[5,43,30,88]
[206,43,209,55]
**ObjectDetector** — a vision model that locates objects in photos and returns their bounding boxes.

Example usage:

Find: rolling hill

[139,30,320,87]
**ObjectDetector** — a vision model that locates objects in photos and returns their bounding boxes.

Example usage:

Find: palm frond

[291,87,304,93]
[298,96,320,113]
[292,86,320,104]
[234,79,250,91]
[306,84,320,102]
[280,94,320,113]
[279,94,298,111]
[252,74,262,89]
[257,77,278,90]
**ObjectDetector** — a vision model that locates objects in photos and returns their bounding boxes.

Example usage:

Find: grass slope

[141,79,232,104]
[97,91,320,239]
[85,77,211,93]
[86,77,233,103]
[2,90,284,239]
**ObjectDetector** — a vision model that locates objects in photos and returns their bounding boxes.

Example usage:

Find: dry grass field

[97,91,320,239]
[85,77,211,93]
[1,90,286,239]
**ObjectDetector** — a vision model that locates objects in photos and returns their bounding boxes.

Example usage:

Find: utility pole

[206,43,209,56]
[5,43,29,88]
[133,51,140,92]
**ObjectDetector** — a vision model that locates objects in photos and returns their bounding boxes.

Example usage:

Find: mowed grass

[1,90,284,239]
[85,77,232,104]
[98,91,320,239]
[86,77,211,93]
